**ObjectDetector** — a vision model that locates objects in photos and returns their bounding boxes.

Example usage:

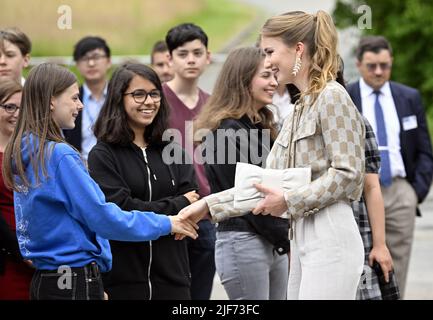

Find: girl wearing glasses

[1,63,198,300]
[88,63,200,300]
[0,79,34,300]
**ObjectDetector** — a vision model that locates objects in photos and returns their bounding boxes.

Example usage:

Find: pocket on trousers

[404,182,418,207]
[233,231,257,242]
[87,275,105,300]
[299,238,341,267]
[37,272,78,300]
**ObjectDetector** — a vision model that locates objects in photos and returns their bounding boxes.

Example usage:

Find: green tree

[333,0,433,114]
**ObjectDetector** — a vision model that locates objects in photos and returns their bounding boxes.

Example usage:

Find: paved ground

[207,0,433,300]
[405,189,433,299]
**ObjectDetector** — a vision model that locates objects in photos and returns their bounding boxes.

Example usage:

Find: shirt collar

[82,82,108,101]
[360,77,391,98]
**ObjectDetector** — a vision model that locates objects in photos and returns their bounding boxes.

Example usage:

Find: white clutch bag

[233,162,311,218]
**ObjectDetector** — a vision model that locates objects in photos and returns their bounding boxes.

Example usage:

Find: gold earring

[292,55,302,76]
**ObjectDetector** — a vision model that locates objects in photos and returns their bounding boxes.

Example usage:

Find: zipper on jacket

[141,147,153,300]
[166,161,176,188]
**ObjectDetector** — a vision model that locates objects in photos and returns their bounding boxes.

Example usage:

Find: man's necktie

[374,90,392,187]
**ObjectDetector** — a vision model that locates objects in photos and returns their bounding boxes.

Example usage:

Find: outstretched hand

[168,215,199,240]
[174,199,211,240]
[251,183,288,216]
[179,199,211,223]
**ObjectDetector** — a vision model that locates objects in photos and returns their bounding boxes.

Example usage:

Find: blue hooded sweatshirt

[14,135,172,273]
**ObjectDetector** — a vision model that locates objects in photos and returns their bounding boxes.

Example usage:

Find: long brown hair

[261,10,340,103]
[94,63,169,147]
[194,47,277,140]
[2,63,77,191]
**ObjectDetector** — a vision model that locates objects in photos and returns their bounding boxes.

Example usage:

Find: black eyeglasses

[124,89,162,104]
[366,63,392,72]
[0,103,19,113]
[78,54,107,64]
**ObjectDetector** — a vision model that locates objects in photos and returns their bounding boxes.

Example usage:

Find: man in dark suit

[347,36,433,297]
[64,36,111,161]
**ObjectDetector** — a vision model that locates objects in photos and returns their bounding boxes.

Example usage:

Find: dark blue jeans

[30,262,104,300]
[187,220,216,300]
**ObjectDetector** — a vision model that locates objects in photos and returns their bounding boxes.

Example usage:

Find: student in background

[150,40,174,83]
[64,36,111,162]
[164,23,215,300]
[0,80,33,300]
[0,27,31,85]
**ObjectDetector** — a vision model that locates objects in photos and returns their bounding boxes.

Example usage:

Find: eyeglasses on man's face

[366,63,392,72]
[124,89,162,104]
[0,103,19,113]
[78,54,107,64]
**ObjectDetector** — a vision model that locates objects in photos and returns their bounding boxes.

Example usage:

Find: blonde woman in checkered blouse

[178,11,366,299]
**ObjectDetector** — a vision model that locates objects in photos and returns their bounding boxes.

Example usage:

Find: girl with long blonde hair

[179,11,366,300]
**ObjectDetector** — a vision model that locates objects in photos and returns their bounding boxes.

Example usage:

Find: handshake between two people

[173,163,311,240]
[169,190,201,240]
[174,184,288,240]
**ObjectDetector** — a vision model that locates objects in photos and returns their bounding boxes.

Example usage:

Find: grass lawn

[1,0,256,56]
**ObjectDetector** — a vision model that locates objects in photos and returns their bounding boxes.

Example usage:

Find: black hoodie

[88,141,197,300]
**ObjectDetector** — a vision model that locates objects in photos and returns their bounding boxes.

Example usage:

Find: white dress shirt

[269,87,294,131]
[81,83,107,161]
[359,78,406,178]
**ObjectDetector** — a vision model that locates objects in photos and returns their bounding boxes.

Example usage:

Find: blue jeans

[215,231,288,300]
[30,262,104,300]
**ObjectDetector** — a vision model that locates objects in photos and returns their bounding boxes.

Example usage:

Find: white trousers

[288,201,364,300]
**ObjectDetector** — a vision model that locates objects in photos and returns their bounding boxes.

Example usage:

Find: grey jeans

[215,231,288,300]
